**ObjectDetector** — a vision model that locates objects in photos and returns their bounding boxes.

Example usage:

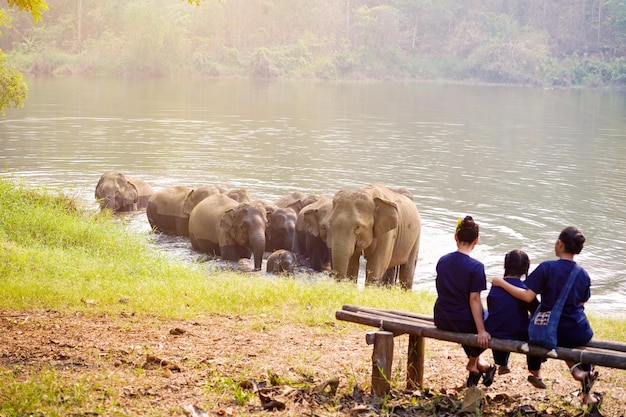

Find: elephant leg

[346,252,361,281]
[398,244,419,290]
[148,212,178,235]
[192,236,220,256]
[382,267,398,286]
[309,236,327,272]
[364,251,394,286]
[220,245,241,261]
[175,217,190,237]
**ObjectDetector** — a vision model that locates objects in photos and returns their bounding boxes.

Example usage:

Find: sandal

[466,371,482,387]
[570,363,599,394]
[482,365,496,387]
[582,393,603,416]
[582,368,599,394]
[527,375,547,389]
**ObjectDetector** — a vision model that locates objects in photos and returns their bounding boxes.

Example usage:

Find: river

[1,76,625,317]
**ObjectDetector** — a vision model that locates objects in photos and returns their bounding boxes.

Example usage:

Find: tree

[0,0,48,115]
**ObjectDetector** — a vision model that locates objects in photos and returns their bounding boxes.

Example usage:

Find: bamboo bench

[335,304,626,396]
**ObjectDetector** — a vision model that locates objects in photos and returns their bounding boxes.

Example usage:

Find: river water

[1,76,625,317]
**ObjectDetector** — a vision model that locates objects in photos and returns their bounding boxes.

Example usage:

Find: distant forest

[2,0,626,87]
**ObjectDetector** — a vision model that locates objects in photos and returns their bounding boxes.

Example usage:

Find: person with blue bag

[492,226,598,406]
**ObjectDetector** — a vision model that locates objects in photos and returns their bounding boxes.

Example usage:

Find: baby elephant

[266,249,297,274]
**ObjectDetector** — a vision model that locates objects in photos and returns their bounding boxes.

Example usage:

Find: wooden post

[406,334,424,389]
[366,331,394,397]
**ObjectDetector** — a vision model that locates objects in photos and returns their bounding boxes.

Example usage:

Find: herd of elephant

[95,171,422,289]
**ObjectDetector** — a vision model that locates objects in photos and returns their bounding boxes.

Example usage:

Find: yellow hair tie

[456,218,463,233]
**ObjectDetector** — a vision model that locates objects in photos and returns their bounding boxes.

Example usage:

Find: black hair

[504,249,530,277]
[559,226,585,254]
[456,215,479,243]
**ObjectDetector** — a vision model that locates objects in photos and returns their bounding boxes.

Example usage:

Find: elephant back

[183,185,225,215]
[274,191,319,214]
[188,194,239,253]
[146,185,192,235]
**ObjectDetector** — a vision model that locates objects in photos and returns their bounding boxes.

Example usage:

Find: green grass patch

[0,175,622,340]
[0,176,432,325]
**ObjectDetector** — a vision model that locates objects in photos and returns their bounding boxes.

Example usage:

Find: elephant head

[329,188,398,281]
[226,188,251,203]
[266,249,297,274]
[219,201,267,270]
[265,205,297,252]
[273,191,319,214]
[182,185,225,216]
[95,171,152,212]
[298,196,333,271]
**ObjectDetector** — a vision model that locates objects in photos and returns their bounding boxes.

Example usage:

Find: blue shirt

[525,259,593,342]
[485,277,538,340]
[434,251,487,325]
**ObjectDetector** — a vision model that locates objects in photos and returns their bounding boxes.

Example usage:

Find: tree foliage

[0,0,48,114]
[1,0,626,89]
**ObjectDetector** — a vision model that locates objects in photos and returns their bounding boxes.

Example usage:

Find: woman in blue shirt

[434,216,496,387]
[492,226,597,405]
[485,249,545,388]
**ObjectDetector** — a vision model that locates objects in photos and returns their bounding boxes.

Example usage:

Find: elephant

[146,185,225,236]
[188,194,267,270]
[328,183,421,289]
[264,205,297,252]
[95,171,153,212]
[225,188,251,203]
[273,191,319,214]
[294,196,333,272]
[266,249,297,274]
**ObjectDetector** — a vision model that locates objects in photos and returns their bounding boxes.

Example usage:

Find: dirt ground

[1,310,625,417]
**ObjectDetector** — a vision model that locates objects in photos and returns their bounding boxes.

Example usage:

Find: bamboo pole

[336,308,626,370]
[340,304,626,353]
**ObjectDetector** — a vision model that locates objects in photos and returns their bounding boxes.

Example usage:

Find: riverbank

[1,178,625,416]
[1,309,625,417]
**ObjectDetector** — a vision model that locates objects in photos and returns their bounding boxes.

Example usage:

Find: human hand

[477,330,491,348]
[491,277,504,287]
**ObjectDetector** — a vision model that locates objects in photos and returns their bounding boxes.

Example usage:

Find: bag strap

[550,263,581,317]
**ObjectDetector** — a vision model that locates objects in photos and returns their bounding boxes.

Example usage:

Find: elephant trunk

[249,231,266,271]
[331,244,355,280]
[105,194,120,211]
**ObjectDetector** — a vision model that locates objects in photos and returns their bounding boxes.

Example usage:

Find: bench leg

[406,334,425,389]
[367,331,394,397]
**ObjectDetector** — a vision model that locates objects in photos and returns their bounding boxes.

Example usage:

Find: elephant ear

[302,208,321,237]
[373,197,398,238]
[182,189,196,215]
[220,207,236,232]
[123,181,139,208]
[95,176,104,198]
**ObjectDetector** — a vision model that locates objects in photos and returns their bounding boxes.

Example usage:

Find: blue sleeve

[469,261,487,293]
[574,268,591,303]
[525,262,547,294]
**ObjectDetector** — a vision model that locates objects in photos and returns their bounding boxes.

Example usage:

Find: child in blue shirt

[485,249,546,388]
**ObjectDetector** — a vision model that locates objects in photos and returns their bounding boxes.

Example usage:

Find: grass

[1,176,625,417]
[0,176,434,324]
[0,175,623,333]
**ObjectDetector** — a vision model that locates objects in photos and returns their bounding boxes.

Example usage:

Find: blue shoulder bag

[527,264,581,354]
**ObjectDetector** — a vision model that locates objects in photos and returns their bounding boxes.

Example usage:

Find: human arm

[469,292,490,348]
[492,277,538,303]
